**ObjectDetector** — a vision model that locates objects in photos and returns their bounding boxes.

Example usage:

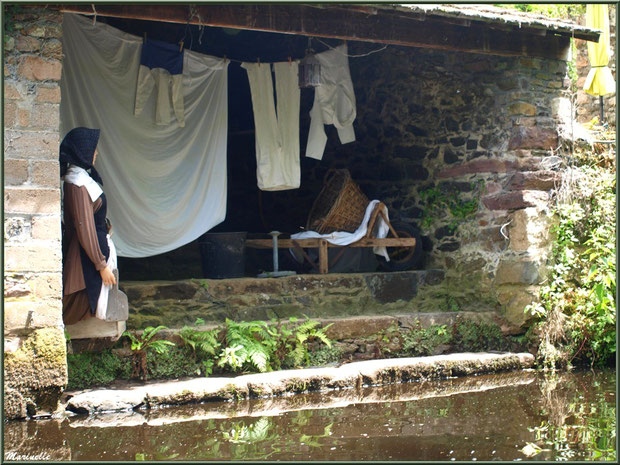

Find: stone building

[3,4,603,419]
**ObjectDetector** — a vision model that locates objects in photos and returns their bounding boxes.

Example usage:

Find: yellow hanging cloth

[583,4,616,96]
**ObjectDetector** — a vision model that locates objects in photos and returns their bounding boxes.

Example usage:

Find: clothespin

[179,40,184,52]
[91,4,97,26]
[143,32,147,44]
[257,57,260,67]
[288,56,292,66]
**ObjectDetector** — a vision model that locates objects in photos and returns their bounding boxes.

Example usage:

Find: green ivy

[526,145,616,368]
[419,181,483,233]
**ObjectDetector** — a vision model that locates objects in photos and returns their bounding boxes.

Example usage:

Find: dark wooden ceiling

[54,3,595,61]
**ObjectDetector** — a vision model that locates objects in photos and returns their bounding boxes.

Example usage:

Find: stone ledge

[65,352,534,416]
[121,271,448,329]
[65,370,537,428]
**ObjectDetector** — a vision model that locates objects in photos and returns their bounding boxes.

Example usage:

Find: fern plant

[123,325,175,381]
[179,318,221,376]
[277,317,333,368]
[216,317,333,373]
[218,319,275,372]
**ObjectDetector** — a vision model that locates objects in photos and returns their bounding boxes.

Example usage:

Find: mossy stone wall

[3,6,67,419]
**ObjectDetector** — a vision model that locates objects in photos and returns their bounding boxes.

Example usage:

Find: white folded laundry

[291,200,390,260]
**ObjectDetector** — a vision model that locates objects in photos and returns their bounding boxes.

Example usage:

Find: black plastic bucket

[198,232,247,279]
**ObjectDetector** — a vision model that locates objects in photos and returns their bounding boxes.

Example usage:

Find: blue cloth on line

[140,39,184,75]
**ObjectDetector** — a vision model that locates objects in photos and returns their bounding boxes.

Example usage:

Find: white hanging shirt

[306,44,357,161]
[242,61,301,191]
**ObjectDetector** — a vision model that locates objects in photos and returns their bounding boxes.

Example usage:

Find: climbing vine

[526,128,616,368]
[419,180,484,233]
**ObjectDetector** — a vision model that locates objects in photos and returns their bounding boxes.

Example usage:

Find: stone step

[120,270,448,330]
[65,352,535,416]
[65,369,537,429]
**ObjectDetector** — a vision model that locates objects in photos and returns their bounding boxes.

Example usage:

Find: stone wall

[344,46,565,329]
[3,6,67,419]
[574,5,616,124]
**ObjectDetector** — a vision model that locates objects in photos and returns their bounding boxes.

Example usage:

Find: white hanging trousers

[306,44,357,161]
[242,61,301,191]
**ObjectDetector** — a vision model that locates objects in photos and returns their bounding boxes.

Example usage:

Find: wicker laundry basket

[305,169,369,234]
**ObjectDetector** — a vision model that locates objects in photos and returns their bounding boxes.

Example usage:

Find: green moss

[67,346,202,389]
[146,346,203,379]
[452,320,506,352]
[306,346,343,367]
[6,328,67,371]
[5,328,67,394]
[223,384,246,401]
[67,350,131,390]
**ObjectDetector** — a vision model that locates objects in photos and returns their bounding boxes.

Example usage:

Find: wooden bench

[246,202,416,274]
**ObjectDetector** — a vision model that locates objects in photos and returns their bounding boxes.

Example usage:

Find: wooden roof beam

[57,4,573,60]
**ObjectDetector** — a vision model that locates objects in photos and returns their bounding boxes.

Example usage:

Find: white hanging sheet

[305,44,357,161]
[291,200,390,260]
[242,61,301,191]
[60,14,229,258]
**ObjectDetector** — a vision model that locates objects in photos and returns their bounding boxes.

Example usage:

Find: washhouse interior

[72,15,468,281]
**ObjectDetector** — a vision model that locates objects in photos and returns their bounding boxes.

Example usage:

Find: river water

[4,369,615,461]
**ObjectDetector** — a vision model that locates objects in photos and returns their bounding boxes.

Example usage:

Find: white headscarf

[63,164,103,202]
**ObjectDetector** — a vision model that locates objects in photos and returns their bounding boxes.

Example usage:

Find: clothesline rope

[193,39,389,64]
[313,38,389,57]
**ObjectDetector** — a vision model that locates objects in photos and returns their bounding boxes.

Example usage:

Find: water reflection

[4,369,615,461]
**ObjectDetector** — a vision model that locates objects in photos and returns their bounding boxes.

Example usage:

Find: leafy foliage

[147,346,204,379]
[494,4,585,19]
[218,319,275,372]
[216,317,333,372]
[401,323,451,356]
[527,135,616,368]
[274,317,333,368]
[419,181,483,233]
[124,325,175,380]
[179,318,221,376]
[452,320,506,352]
[306,345,343,367]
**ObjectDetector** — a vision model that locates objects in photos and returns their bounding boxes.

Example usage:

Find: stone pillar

[3,6,67,419]
[487,56,566,330]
